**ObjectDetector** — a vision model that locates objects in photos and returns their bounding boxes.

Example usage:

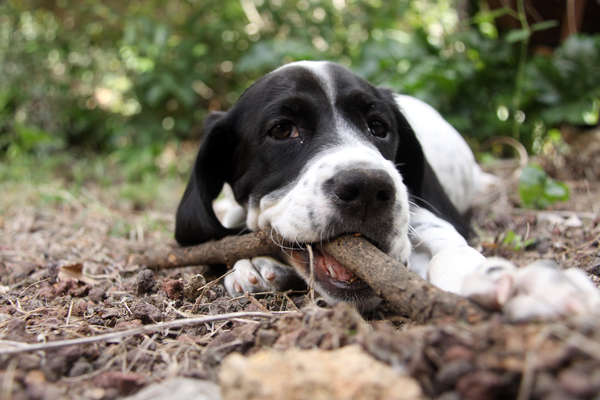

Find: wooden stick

[323,236,488,324]
[0,311,300,356]
[129,231,281,269]
[130,232,489,323]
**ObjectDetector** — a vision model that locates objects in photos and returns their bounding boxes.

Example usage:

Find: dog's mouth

[285,234,377,296]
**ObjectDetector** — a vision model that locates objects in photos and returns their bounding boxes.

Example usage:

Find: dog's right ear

[175,111,239,246]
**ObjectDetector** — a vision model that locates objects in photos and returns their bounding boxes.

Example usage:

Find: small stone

[183,274,206,301]
[162,278,184,300]
[94,371,146,396]
[436,360,474,386]
[255,329,280,347]
[220,345,423,400]
[89,286,107,302]
[69,358,93,377]
[136,269,156,295]
[122,377,220,400]
[443,345,474,362]
[131,301,162,323]
[558,369,600,397]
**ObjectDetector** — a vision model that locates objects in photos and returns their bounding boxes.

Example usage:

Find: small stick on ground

[0,310,300,356]
[131,232,490,323]
[129,231,281,269]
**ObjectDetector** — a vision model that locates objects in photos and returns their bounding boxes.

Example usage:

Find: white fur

[247,145,411,263]
[217,61,599,321]
[395,94,498,212]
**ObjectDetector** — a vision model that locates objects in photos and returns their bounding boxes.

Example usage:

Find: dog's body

[176,61,599,320]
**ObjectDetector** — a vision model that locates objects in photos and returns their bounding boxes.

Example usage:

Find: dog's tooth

[327,265,336,279]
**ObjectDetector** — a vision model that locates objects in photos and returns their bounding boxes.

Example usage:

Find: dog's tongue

[315,248,356,282]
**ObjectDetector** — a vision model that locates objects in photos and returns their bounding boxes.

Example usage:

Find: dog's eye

[268,121,299,140]
[368,119,388,138]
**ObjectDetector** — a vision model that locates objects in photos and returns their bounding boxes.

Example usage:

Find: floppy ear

[383,91,472,239]
[175,111,240,246]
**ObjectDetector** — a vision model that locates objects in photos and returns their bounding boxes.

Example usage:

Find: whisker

[269,227,295,253]
[409,194,442,216]
[306,243,316,303]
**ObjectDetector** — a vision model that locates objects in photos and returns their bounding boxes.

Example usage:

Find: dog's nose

[324,169,395,212]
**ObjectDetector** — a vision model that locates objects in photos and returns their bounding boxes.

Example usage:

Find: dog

[175,61,599,320]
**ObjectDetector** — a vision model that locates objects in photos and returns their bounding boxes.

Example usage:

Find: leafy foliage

[518,164,570,209]
[502,229,535,251]
[1,0,599,160]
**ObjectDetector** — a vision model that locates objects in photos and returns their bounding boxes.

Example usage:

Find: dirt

[1,147,600,399]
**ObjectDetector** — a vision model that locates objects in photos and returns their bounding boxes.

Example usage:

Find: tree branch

[131,232,489,323]
[129,231,282,269]
[323,236,488,324]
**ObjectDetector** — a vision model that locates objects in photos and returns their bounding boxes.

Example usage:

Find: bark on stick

[130,231,281,269]
[132,232,489,323]
[323,236,488,323]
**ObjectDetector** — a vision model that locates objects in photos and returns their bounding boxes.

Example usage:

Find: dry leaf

[58,263,98,285]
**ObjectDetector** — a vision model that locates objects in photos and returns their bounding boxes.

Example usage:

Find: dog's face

[176,61,450,308]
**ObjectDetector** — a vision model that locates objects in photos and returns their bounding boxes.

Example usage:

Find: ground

[1,136,600,400]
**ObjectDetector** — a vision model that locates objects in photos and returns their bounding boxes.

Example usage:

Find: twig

[129,230,281,269]
[511,208,598,219]
[0,310,300,356]
[65,299,73,327]
[323,236,489,324]
[131,231,489,323]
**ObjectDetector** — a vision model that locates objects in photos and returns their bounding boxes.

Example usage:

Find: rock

[136,269,156,295]
[184,274,207,301]
[94,371,146,396]
[43,346,83,381]
[123,377,220,400]
[88,285,107,302]
[162,278,184,300]
[130,301,162,323]
[219,345,423,400]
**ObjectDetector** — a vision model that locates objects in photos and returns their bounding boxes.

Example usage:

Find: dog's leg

[212,186,303,296]
[410,208,600,319]
[409,207,482,291]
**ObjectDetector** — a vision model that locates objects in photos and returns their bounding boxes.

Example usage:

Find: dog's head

[176,61,465,308]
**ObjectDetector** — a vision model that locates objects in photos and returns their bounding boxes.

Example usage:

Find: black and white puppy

[176,61,599,320]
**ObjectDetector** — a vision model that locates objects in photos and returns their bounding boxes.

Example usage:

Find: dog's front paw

[462,259,600,320]
[460,257,516,310]
[224,257,300,297]
[503,261,600,321]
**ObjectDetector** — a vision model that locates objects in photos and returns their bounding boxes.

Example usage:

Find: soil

[1,143,599,399]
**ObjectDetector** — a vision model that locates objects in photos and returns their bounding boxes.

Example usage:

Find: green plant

[1,0,598,160]
[518,164,569,209]
[502,229,535,251]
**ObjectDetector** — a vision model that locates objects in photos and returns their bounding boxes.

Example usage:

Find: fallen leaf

[58,263,98,285]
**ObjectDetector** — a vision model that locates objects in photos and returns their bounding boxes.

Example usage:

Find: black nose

[323,169,395,214]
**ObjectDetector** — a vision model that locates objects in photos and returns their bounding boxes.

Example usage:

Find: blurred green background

[1,0,599,212]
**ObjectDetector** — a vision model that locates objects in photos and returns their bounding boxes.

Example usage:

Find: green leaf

[544,180,569,201]
[473,7,515,24]
[505,29,530,43]
[518,164,570,209]
[502,230,536,251]
[531,20,558,32]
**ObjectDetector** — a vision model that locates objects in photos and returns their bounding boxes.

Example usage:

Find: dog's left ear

[380,89,472,238]
[175,111,240,246]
